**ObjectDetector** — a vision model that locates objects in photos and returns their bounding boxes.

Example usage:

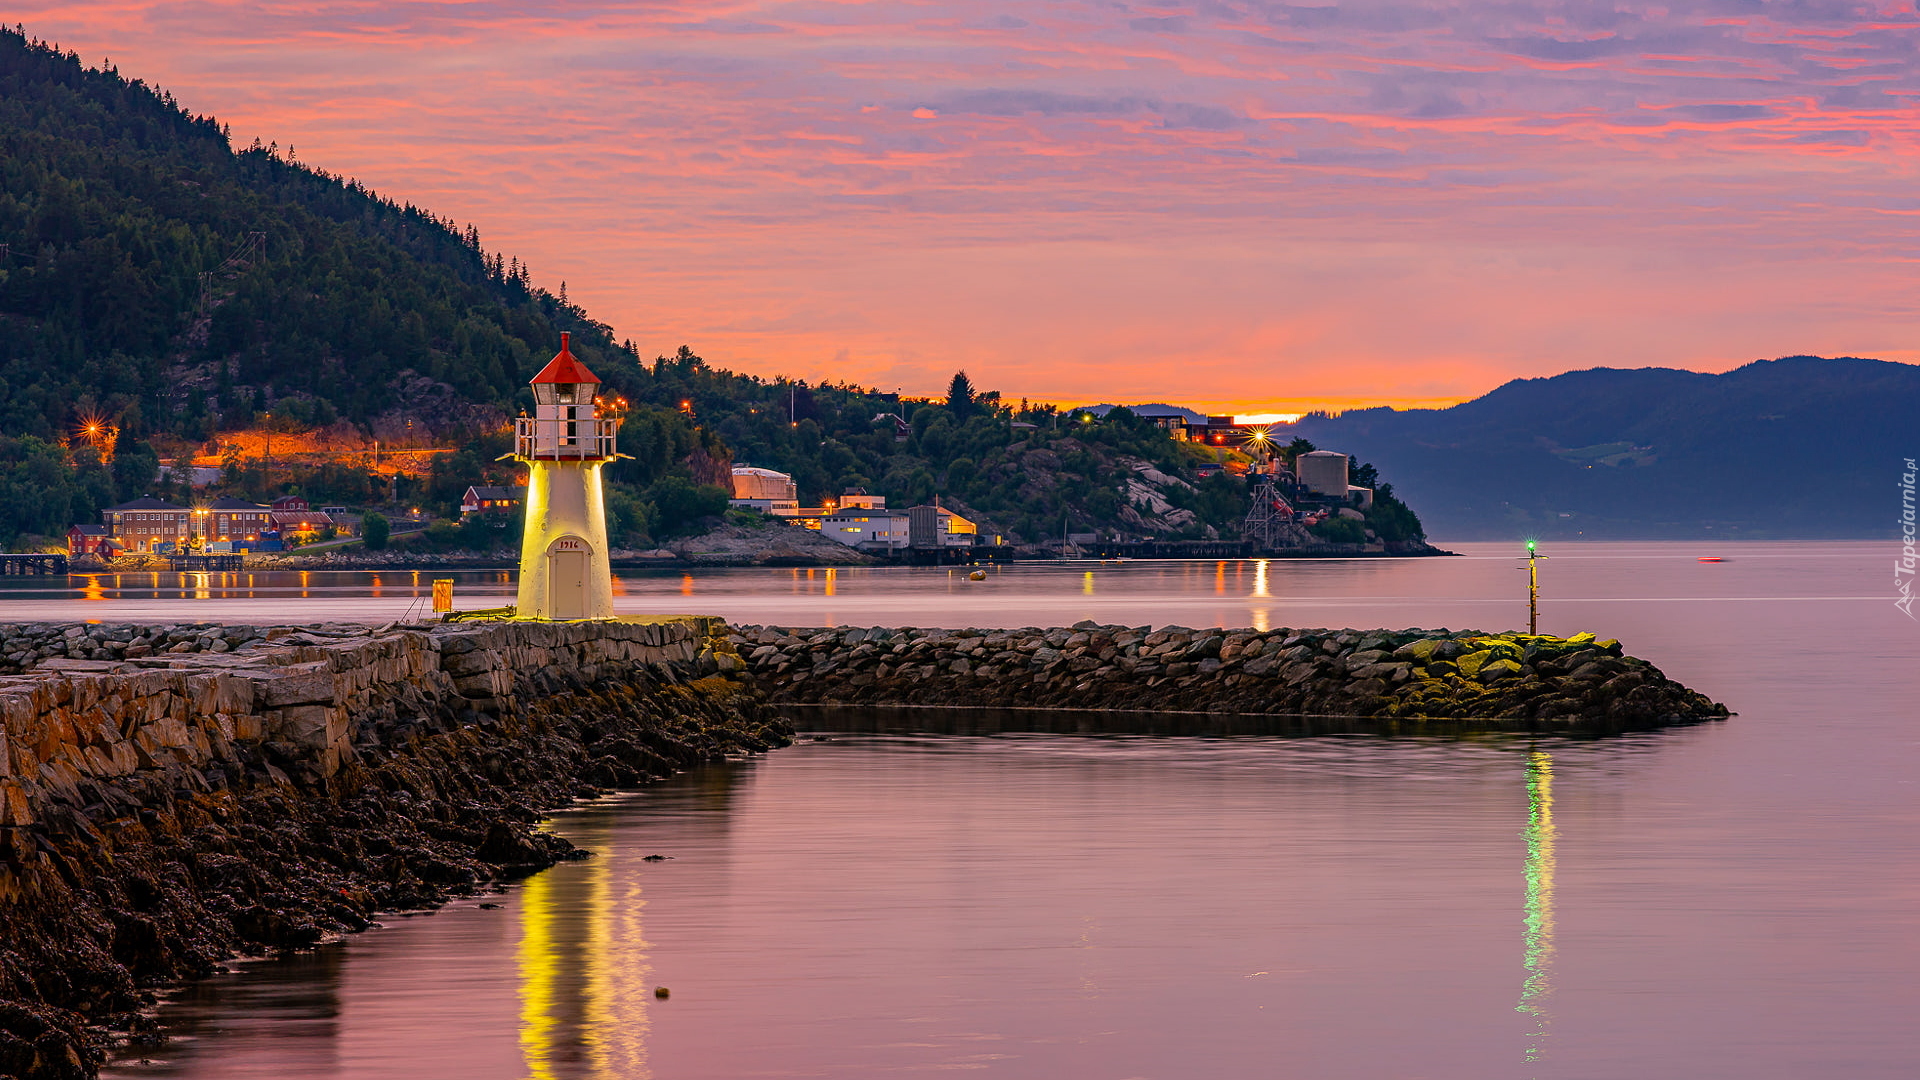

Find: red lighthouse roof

[530,332,601,385]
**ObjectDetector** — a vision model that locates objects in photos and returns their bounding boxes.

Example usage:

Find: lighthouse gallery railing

[515,416,618,460]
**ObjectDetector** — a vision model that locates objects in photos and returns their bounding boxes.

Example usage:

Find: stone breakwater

[732,622,1730,729]
[0,618,782,1080]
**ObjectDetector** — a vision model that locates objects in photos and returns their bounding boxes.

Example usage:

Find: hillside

[0,28,705,540]
[1289,356,1916,539]
[0,27,1429,550]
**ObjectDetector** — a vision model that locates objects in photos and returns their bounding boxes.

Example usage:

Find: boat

[1697,556,1725,563]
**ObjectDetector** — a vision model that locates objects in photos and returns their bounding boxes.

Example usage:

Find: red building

[102,497,192,553]
[66,525,118,558]
[205,497,272,542]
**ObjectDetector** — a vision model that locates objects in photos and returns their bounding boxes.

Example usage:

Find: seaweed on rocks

[731,623,1730,731]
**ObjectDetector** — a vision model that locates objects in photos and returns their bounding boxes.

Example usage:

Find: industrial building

[1295,450,1374,507]
[729,466,800,515]
[819,498,977,553]
[822,508,911,550]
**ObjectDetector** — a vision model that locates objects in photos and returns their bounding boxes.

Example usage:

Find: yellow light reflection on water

[516,834,651,1080]
[80,575,105,602]
[680,574,695,597]
[588,851,651,1078]
[1214,560,1226,594]
[1083,571,1095,595]
[1252,559,1270,599]
[825,568,836,597]
[517,869,562,1080]
[1519,750,1557,1064]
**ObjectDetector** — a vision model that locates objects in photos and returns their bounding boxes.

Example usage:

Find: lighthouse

[514,332,617,620]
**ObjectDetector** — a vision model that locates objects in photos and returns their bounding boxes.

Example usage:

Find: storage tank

[731,466,797,502]
[1296,451,1351,497]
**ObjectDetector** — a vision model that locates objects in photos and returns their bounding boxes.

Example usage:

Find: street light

[1243,425,1273,468]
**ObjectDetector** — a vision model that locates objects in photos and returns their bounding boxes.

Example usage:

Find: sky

[16,1,1920,412]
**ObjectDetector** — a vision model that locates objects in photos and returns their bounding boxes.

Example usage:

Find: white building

[822,508,912,550]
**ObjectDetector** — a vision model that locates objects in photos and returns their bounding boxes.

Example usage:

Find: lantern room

[517,332,617,459]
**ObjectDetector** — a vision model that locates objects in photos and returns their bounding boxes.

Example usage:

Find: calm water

[59,541,1920,1078]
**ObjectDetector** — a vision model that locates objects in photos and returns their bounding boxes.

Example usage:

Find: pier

[0,553,67,575]
[167,553,244,571]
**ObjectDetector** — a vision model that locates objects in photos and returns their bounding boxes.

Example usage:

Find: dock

[167,554,244,571]
[0,553,69,575]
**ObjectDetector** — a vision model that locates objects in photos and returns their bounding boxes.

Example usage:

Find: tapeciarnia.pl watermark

[1900,458,1917,619]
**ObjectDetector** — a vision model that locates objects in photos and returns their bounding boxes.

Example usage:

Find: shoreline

[0,614,1725,1079]
[55,545,1460,574]
[0,619,784,1079]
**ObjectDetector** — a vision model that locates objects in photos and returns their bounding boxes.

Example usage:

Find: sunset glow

[21,1,1920,410]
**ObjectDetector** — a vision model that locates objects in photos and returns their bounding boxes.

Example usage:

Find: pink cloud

[15,0,1920,409]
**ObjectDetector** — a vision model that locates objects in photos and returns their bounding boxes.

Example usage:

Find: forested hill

[0,27,1425,549]
[0,27,722,541]
[0,26,632,434]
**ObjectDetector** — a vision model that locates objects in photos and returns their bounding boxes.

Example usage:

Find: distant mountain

[1289,357,1916,539]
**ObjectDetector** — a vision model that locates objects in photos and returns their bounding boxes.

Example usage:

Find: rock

[1478,658,1524,683]
[745,624,1725,737]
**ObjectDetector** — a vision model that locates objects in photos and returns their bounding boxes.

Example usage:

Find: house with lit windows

[821,496,977,552]
[461,485,528,517]
[66,525,118,559]
[822,507,912,550]
[101,497,192,553]
[205,497,273,543]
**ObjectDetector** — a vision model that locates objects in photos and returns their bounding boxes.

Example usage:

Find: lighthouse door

[546,536,591,619]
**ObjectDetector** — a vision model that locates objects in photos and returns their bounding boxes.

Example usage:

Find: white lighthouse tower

[514,333,617,620]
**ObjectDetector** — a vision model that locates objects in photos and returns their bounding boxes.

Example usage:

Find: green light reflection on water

[1519,749,1556,1066]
